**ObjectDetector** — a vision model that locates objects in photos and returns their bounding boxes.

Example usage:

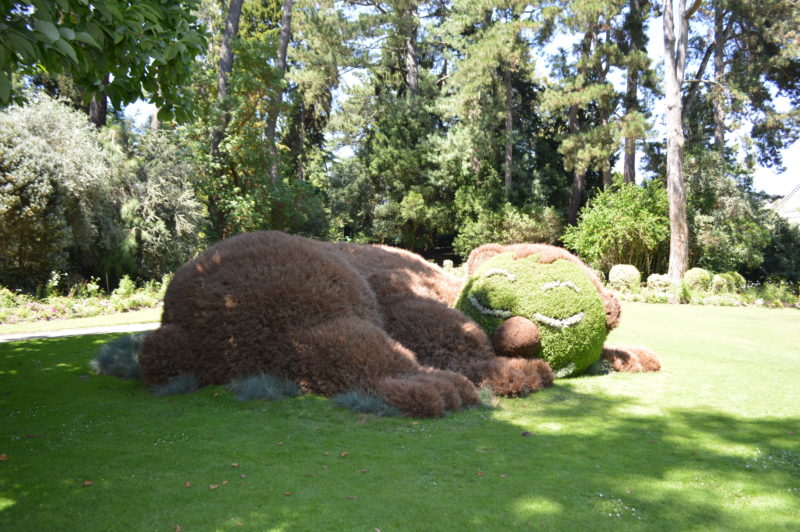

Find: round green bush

[684,268,712,291]
[609,264,641,292]
[712,274,731,293]
[647,273,671,291]
[724,271,746,291]
[455,252,607,377]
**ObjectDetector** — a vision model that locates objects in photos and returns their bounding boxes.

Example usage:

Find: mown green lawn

[1,302,798,531]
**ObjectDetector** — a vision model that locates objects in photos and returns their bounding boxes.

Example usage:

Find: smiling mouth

[468,295,585,328]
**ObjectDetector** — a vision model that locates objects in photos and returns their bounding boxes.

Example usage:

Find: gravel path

[0,322,159,343]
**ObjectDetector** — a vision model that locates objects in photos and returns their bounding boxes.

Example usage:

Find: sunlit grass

[0,308,161,336]
[0,302,798,530]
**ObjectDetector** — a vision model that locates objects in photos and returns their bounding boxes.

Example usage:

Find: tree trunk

[600,103,612,189]
[88,73,110,128]
[266,0,294,183]
[209,0,244,239]
[404,6,419,95]
[713,0,725,153]
[623,0,644,185]
[211,0,244,157]
[567,103,585,225]
[150,107,160,131]
[504,67,513,199]
[623,64,638,184]
[663,0,698,282]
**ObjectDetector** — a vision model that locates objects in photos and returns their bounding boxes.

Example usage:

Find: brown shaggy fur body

[140,231,657,417]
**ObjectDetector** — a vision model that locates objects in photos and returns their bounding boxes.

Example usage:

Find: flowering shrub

[712,274,731,293]
[613,276,799,309]
[0,275,168,324]
[609,265,641,292]
[647,273,672,291]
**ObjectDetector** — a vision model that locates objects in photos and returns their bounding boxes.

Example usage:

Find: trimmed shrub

[684,268,712,291]
[0,286,16,307]
[647,273,671,291]
[712,274,731,293]
[226,374,301,401]
[725,271,746,291]
[91,332,149,380]
[609,265,641,292]
[331,390,401,417]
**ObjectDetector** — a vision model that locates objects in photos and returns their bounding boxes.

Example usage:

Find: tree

[0,96,116,288]
[620,0,656,184]
[562,180,669,274]
[265,0,294,182]
[663,0,702,281]
[682,0,800,169]
[540,0,645,224]
[0,1,207,126]
[119,130,206,280]
[206,0,245,238]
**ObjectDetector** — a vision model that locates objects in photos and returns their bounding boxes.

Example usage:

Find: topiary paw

[374,369,479,418]
[479,357,554,397]
[602,345,661,372]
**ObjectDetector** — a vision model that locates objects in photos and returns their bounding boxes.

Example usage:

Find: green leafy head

[455,249,608,377]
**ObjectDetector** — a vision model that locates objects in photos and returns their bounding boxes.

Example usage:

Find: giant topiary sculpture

[136,231,660,418]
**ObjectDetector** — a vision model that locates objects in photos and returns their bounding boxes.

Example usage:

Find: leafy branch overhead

[0,0,206,121]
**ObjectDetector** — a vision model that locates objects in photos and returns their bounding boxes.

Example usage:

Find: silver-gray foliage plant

[0,95,114,288]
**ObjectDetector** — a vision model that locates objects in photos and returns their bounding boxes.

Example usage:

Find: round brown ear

[601,289,621,331]
[466,244,507,275]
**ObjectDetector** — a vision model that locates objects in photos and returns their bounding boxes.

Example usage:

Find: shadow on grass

[1,336,798,530]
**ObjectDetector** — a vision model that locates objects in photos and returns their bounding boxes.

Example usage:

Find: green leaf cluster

[0,0,207,120]
[563,180,669,275]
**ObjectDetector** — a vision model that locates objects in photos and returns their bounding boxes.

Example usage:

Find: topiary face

[455,252,608,377]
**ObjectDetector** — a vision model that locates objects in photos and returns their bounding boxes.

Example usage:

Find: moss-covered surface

[455,252,607,376]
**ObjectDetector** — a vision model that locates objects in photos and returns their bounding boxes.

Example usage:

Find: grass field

[1,302,798,530]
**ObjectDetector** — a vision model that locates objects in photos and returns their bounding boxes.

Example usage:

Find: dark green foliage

[685,148,770,273]
[679,282,692,304]
[453,205,564,259]
[750,211,800,284]
[118,130,206,280]
[455,252,607,376]
[226,374,301,402]
[0,0,206,121]
[331,390,401,417]
[152,373,199,397]
[90,332,149,380]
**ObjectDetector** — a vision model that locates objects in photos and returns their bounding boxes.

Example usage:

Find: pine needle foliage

[225,374,301,402]
[90,332,149,380]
